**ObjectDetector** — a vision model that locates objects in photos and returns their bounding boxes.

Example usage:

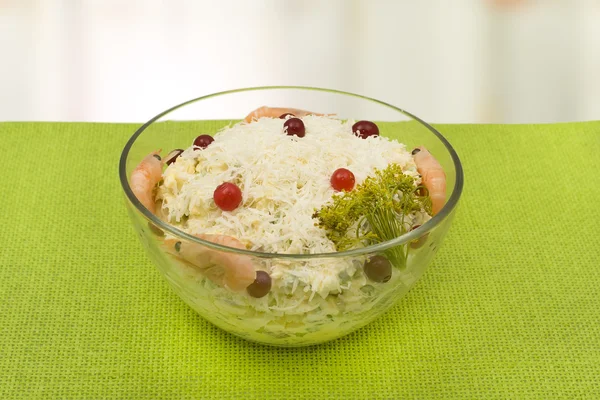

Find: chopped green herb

[313,164,431,267]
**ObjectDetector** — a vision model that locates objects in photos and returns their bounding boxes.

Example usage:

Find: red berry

[352,120,379,139]
[409,225,429,249]
[330,168,355,192]
[164,149,184,165]
[364,255,392,283]
[193,134,214,149]
[279,113,295,119]
[246,271,272,298]
[213,182,242,211]
[283,118,305,137]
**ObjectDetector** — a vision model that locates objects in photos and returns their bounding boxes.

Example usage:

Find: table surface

[1,120,599,399]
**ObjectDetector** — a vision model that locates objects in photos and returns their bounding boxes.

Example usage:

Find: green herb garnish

[313,164,431,268]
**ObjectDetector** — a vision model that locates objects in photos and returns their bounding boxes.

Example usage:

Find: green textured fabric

[1,120,599,399]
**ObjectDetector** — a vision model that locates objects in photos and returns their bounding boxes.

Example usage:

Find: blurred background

[1,0,599,123]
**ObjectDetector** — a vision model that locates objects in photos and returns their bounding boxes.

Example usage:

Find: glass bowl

[119,86,463,347]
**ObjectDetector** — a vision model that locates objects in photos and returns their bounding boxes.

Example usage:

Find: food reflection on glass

[129,104,447,345]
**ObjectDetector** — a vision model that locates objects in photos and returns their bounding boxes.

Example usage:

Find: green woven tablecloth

[1,121,599,399]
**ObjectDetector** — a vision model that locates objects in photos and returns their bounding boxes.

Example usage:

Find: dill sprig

[313,164,432,268]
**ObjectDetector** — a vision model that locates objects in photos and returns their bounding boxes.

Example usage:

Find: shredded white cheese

[157,115,421,297]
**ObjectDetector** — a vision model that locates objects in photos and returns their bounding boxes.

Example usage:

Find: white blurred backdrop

[1,0,599,123]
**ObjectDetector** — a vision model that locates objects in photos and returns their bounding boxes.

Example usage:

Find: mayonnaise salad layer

[154,115,432,343]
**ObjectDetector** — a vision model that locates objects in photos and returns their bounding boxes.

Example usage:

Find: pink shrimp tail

[413,146,446,215]
[130,150,163,214]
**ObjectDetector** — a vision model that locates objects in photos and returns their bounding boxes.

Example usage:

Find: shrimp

[130,150,163,214]
[244,106,326,123]
[165,234,256,292]
[412,146,446,215]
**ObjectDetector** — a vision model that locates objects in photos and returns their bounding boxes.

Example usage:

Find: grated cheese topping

[156,115,425,297]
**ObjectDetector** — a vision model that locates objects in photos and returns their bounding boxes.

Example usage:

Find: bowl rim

[119,86,464,259]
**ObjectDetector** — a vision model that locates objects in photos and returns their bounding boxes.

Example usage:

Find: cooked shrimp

[412,147,446,215]
[165,234,256,291]
[130,150,163,214]
[244,106,325,123]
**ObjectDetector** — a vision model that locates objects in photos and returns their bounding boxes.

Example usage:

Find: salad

[130,106,445,344]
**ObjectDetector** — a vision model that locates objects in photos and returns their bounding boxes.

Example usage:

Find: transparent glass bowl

[119,86,463,347]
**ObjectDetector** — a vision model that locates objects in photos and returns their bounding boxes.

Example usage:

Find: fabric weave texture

[0,121,598,399]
